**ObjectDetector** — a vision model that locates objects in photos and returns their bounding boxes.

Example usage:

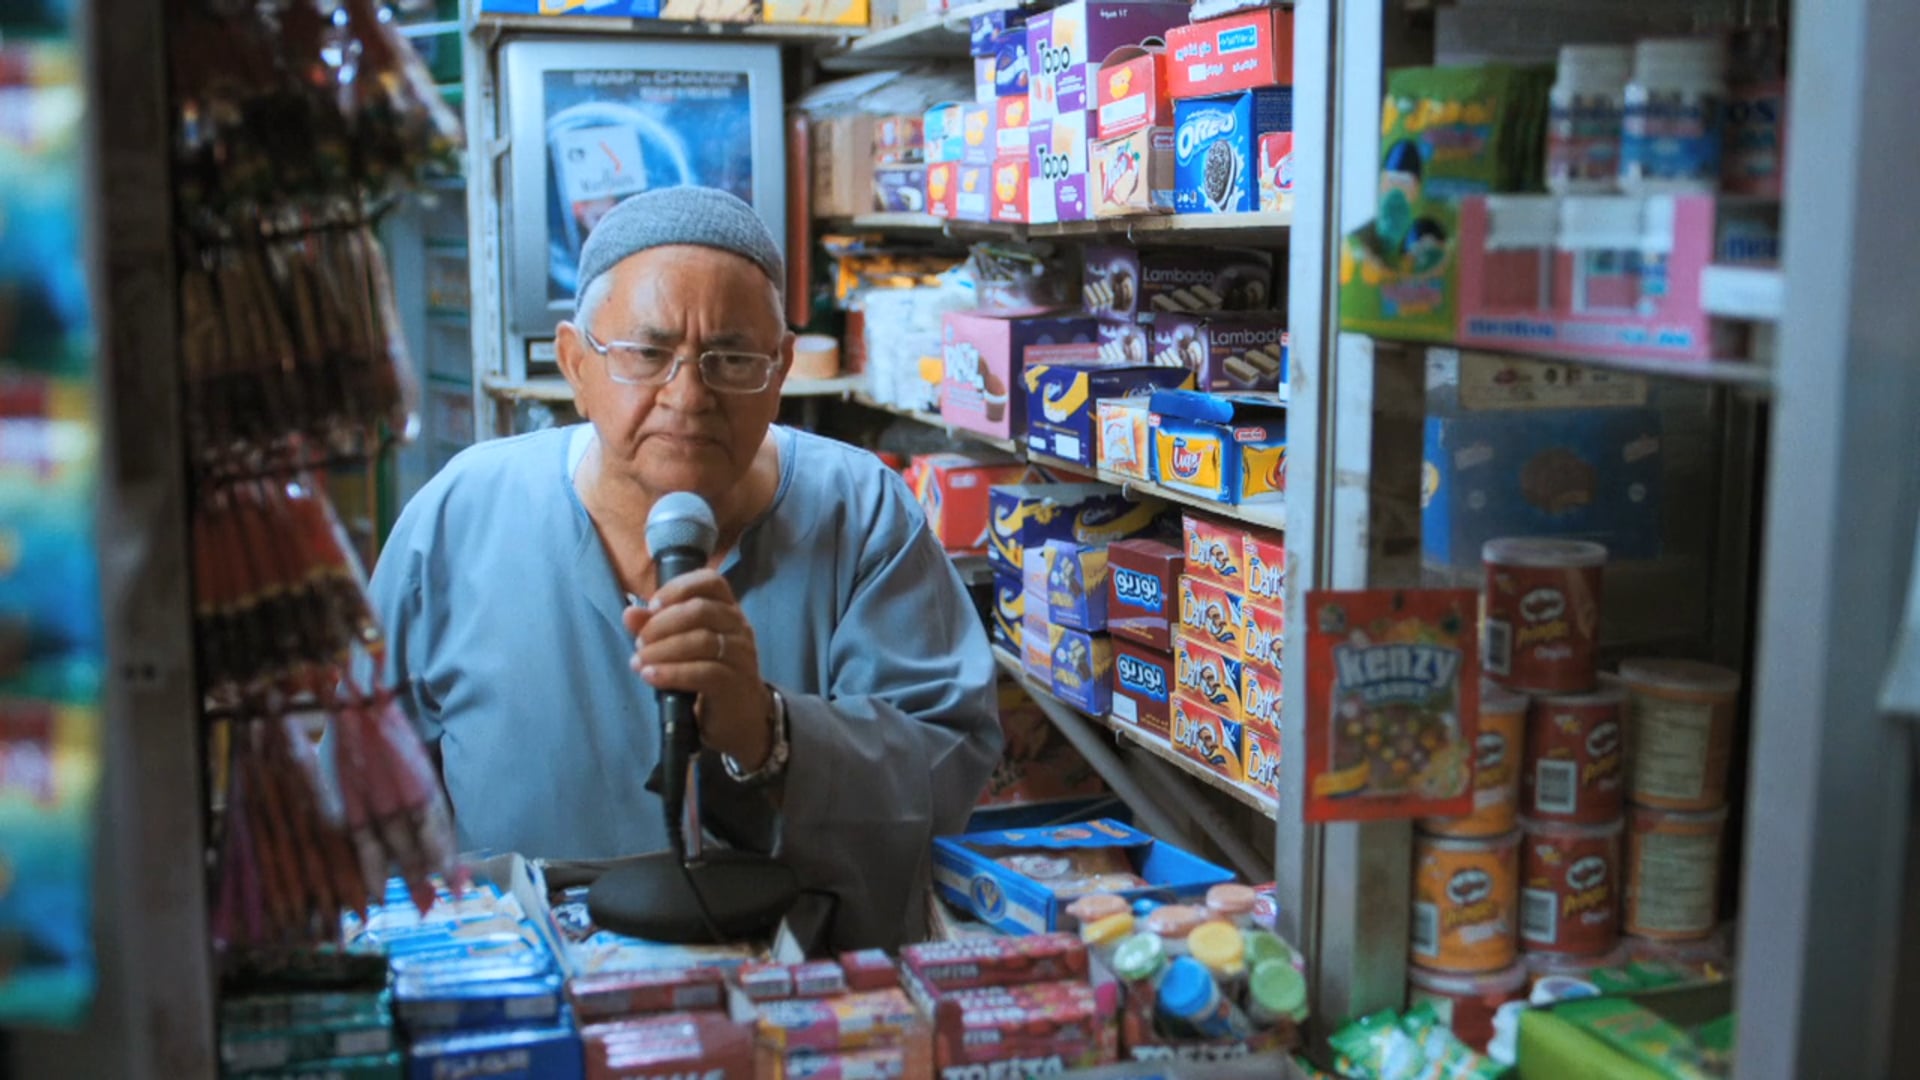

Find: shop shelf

[1026,451,1288,532]
[473,12,855,43]
[781,374,866,397]
[819,0,1020,70]
[1379,338,1776,394]
[819,211,1292,246]
[846,392,1024,455]
[1700,264,1784,322]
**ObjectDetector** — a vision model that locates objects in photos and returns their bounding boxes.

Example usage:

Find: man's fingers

[622,604,649,637]
[637,627,740,670]
[648,569,736,610]
[634,659,730,695]
[637,596,743,644]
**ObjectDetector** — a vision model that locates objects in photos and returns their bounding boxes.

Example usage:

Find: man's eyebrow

[629,326,682,345]
[702,330,758,349]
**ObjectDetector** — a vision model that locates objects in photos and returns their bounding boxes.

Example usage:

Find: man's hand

[624,569,776,771]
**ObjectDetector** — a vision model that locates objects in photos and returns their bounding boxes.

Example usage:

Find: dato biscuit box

[1171,697,1246,783]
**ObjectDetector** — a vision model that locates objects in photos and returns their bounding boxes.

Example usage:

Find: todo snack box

[1171,697,1247,783]
[1165,8,1297,97]
[1026,0,1188,122]
[1029,110,1097,224]
[940,312,1098,440]
[1106,538,1183,649]
[1112,639,1174,737]
[1150,311,1288,393]
[1174,88,1295,215]
[1149,389,1287,506]
[1024,361,1194,464]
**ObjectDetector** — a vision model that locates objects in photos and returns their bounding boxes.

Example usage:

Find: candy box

[220,1013,396,1073]
[839,951,899,992]
[971,9,1024,56]
[991,156,1030,222]
[1043,539,1109,631]
[1170,697,1247,783]
[1142,248,1275,312]
[923,102,965,164]
[405,1015,582,1080]
[995,95,1031,157]
[900,934,1088,993]
[988,481,1163,576]
[584,1012,754,1080]
[960,102,998,165]
[1182,512,1244,590]
[1241,662,1283,738]
[924,161,958,218]
[1175,634,1244,724]
[1260,131,1295,213]
[1241,596,1284,679]
[874,164,927,213]
[393,968,565,1032]
[906,451,1033,556]
[1024,361,1194,464]
[940,313,1098,440]
[953,164,993,222]
[923,981,1117,1070]
[1026,0,1189,122]
[1243,528,1286,606]
[1095,398,1153,480]
[1095,44,1171,140]
[1165,8,1297,97]
[1029,110,1097,224]
[1244,728,1282,799]
[234,1052,402,1079]
[1177,574,1244,655]
[1107,538,1184,649]
[567,967,728,1022]
[993,28,1031,97]
[1149,389,1287,506]
[930,818,1235,935]
[1150,311,1288,393]
[1091,126,1176,217]
[991,571,1023,655]
[754,989,925,1054]
[1174,88,1294,215]
[1112,640,1175,737]
[1049,627,1114,714]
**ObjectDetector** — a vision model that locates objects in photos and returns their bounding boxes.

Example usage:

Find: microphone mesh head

[646,491,719,558]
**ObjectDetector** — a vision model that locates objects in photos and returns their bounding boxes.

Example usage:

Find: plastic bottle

[1112,932,1169,990]
[1245,959,1310,1028]
[1620,37,1728,193]
[1547,44,1633,194]
[1143,904,1207,957]
[1205,883,1258,929]
[1187,921,1248,998]
[1156,956,1255,1039]
[1081,911,1135,972]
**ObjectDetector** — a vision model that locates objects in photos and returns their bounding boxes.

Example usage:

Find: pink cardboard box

[940,312,1099,439]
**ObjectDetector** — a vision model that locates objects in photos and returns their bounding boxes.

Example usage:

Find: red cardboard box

[568,968,727,1022]
[995,95,1031,157]
[1174,634,1244,724]
[991,156,1030,222]
[1241,663,1281,738]
[1112,639,1174,738]
[1181,512,1245,590]
[1170,696,1246,783]
[1177,574,1244,656]
[1165,9,1296,98]
[900,935,1089,994]
[1107,538,1184,650]
[1242,527,1285,606]
[1244,728,1282,800]
[926,161,959,219]
[1241,595,1283,678]
[907,452,1033,556]
[1094,44,1170,140]
[584,1012,754,1080]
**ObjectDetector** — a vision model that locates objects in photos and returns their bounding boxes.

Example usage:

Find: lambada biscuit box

[907,451,1033,556]
[1150,311,1288,393]
[1043,538,1108,631]
[1181,512,1244,590]
[1106,538,1183,650]
[1024,361,1194,464]
[1174,633,1244,724]
[1244,728,1282,799]
[1174,88,1294,215]
[1112,640,1174,737]
[1177,574,1244,656]
[1171,697,1246,783]
[1026,0,1189,122]
[1050,627,1114,714]
[989,481,1165,576]
[1241,662,1282,737]
[940,312,1099,440]
[1241,596,1284,679]
[1149,389,1287,506]
[1165,8,1297,98]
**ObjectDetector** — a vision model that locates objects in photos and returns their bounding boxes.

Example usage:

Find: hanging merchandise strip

[170,0,464,948]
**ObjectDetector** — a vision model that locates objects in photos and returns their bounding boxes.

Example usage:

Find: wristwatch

[723,684,790,786]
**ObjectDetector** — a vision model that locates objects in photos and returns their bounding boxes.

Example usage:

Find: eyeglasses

[580,328,781,394]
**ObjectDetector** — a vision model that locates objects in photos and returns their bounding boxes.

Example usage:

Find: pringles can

[1482,538,1607,693]
[1422,681,1529,838]
[1523,686,1627,824]
[1411,831,1520,974]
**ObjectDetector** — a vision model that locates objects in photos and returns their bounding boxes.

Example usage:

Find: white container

[1620,37,1727,194]
[1547,45,1633,195]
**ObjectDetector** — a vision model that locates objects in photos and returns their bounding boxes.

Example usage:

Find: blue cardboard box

[1048,626,1113,714]
[405,1014,582,1080]
[971,10,1025,56]
[478,0,661,16]
[993,29,1031,97]
[987,482,1166,576]
[1173,88,1294,214]
[932,819,1236,935]
[1148,390,1288,506]
[1024,361,1195,464]
[991,571,1024,655]
[1044,539,1108,631]
[393,970,564,1033]
[1423,406,1664,568]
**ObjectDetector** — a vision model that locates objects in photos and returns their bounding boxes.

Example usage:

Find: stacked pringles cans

[1406,537,1611,1051]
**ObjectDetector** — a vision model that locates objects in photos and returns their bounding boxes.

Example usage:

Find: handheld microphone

[644,491,719,859]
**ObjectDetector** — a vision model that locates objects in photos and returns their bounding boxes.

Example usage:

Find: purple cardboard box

[1029,111,1097,224]
[1150,312,1289,393]
[1027,1,1190,122]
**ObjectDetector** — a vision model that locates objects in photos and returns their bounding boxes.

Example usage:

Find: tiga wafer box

[1171,697,1247,783]
[1174,634,1244,723]
[1112,639,1174,737]
[1150,312,1288,393]
[1107,538,1184,649]
[1182,512,1245,589]
[1096,398,1153,480]
[1044,538,1108,631]
[1244,728,1282,799]
[1174,88,1294,215]
[1241,662,1282,737]
[1149,389,1287,506]
[1050,627,1114,715]
[1178,574,1244,655]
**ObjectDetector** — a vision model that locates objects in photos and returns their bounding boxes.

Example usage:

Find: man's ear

[770,330,797,393]
[556,321,591,421]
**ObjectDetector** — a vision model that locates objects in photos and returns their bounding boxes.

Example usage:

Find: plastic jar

[1246,959,1309,1029]
[1411,830,1520,974]
[1423,681,1530,838]
[1205,883,1258,929]
[1406,962,1529,1052]
[1066,893,1132,927]
[1157,956,1254,1039]
[1620,37,1728,193]
[1619,659,1741,811]
[1482,538,1608,693]
[1187,921,1248,998]
[1518,816,1623,957]
[1547,44,1633,194]
[1112,931,1169,987]
[1144,904,1208,957]
[1624,804,1728,940]
[1523,686,1628,824]
[1082,911,1136,970]
[1242,929,1300,972]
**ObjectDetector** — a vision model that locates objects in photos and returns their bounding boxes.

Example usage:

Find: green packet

[220,1018,396,1074]
[1329,1002,1508,1080]
[1547,997,1729,1080]
[221,989,392,1031]
[229,1051,402,1080]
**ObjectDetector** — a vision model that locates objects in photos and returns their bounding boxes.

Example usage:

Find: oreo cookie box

[1174,88,1294,214]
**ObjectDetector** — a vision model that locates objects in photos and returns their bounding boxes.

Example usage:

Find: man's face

[557,245,790,502]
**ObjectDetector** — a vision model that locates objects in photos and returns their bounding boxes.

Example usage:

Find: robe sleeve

[366,508,443,749]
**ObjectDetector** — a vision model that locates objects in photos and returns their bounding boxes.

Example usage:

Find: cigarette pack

[1106,538,1183,650]
[1112,639,1174,737]
[1049,627,1114,715]
[1174,634,1245,725]
[236,1053,403,1079]
[1024,361,1194,465]
[1150,311,1288,393]
[392,969,564,1032]
[1170,696,1247,783]
[900,934,1089,993]
[1149,389,1287,507]
[1043,539,1109,631]
[1095,398,1153,481]
[777,1045,918,1079]
[1181,512,1245,590]
[220,1019,395,1073]
[1177,574,1245,656]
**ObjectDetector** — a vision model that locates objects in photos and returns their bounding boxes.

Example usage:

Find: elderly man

[370,187,1001,947]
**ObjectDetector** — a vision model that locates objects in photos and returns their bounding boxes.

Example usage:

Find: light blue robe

[369,424,1002,947]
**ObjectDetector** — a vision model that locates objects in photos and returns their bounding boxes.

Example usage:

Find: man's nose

[656,353,715,412]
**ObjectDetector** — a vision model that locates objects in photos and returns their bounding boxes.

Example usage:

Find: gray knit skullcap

[575,186,784,308]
